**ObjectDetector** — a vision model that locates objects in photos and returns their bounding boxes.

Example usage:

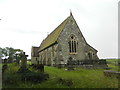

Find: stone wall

[57,15,99,65]
[31,57,39,64]
[39,44,58,66]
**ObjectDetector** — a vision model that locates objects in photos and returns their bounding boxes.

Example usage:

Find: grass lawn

[106,59,119,71]
[2,59,119,88]
[43,66,118,88]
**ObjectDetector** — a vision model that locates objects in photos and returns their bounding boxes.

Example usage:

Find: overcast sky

[0,0,118,59]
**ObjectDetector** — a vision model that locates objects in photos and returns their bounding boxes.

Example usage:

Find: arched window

[88,50,93,60]
[68,35,77,54]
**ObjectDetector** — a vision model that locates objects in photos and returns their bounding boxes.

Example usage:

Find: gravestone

[3,59,7,64]
[8,56,13,63]
[21,52,27,69]
[2,59,8,73]
[67,57,74,70]
[35,64,44,72]
[15,54,19,65]
[17,52,30,73]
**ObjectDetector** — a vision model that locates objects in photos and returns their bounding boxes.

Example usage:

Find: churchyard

[1,59,119,88]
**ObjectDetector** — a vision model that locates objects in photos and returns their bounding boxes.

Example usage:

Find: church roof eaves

[86,43,98,52]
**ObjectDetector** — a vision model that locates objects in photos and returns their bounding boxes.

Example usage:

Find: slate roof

[38,16,70,52]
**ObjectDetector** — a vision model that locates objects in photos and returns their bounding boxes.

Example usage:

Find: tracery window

[68,35,77,54]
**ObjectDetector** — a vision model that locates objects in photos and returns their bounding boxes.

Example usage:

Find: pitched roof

[86,43,98,52]
[38,16,70,52]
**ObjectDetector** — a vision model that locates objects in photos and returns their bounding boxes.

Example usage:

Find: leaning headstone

[17,52,30,73]
[67,57,74,70]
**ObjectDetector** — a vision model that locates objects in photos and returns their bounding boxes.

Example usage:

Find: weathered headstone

[17,52,30,73]
[67,57,74,70]
[3,59,7,64]
[21,52,27,69]
[35,64,44,72]
[8,56,13,63]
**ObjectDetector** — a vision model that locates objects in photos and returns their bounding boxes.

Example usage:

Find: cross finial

[70,9,72,16]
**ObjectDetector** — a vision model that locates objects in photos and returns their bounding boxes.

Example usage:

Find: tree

[0,47,24,63]
[14,49,24,65]
[0,47,3,59]
[1,47,15,63]
[0,47,3,63]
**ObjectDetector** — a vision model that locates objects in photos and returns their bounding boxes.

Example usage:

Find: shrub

[2,73,21,86]
[57,78,73,87]
[2,64,8,73]
[21,72,49,83]
[30,64,44,72]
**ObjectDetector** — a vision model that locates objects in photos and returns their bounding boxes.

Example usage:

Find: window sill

[69,53,77,55]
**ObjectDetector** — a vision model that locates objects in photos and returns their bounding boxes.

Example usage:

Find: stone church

[31,12,99,67]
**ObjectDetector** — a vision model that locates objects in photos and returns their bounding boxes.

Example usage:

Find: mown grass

[106,59,119,64]
[0,63,2,67]
[44,66,118,88]
[2,59,119,88]
[106,59,119,71]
